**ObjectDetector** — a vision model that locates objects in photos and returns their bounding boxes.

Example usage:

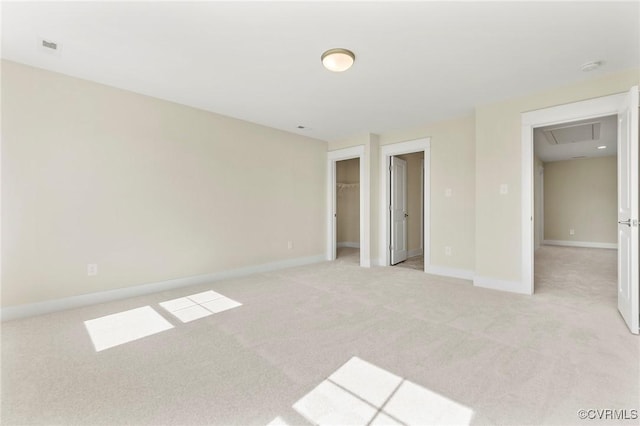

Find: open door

[390,156,408,265]
[617,86,639,334]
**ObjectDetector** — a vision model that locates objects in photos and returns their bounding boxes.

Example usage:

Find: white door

[390,156,408,265]
[617,86,639,334]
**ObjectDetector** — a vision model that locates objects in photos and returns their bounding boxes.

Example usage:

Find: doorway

[380,138,431,271]
[534,115,618,251]
[522,87,639,334]
[532,114,619,304]
[327,145,368,267]
[336,158,360,263]
[390,152,425,270]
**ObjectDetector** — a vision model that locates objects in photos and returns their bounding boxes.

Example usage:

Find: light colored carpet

[2,246,638,425]
[394,254,424,271]
[336,246,360,264]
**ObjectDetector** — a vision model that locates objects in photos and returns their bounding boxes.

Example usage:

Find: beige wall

[330,115,475,271]
[1,60,327,307]
[4,60,637,307]
[544,156,617,244]
[336,158,360,244]
[327,68,637,283]
[379,115,476,271]
[396,152,424,253]
[475,68,638,282]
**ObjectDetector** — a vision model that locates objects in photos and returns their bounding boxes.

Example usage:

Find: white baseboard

[473,275,531,295]
[425,265,474,281]
[337,242,360,248]
[371,258,384,267]
[543,240,617,250]
[1,254,326,322]
[408,248,424,258]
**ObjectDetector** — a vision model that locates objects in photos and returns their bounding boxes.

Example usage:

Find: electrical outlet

[499,184,508,195]
[445,246,452,256]
[87,264,97,276]
[287,241,293,249]
[569,229,575,235]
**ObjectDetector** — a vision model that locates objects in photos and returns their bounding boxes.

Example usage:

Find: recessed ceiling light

[321,48,355,72]
[580,61,602,72]
[597,145,607,149]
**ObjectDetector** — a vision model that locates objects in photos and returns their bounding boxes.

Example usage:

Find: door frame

[421,158,425,253]
[380,138,431,269]
[535,163,544,250]
[327,146,368,267]
[521,92,627,294]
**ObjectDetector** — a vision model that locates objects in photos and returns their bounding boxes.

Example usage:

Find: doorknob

[404,213,409,218]
[618,219,631,226]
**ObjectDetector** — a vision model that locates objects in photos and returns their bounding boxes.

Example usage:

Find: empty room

[2,2,639,425]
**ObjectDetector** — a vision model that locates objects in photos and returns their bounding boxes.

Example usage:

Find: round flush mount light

[580,61,602,72]
[321,48,355,72]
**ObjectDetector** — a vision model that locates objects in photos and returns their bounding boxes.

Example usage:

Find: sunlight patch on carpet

[160,290,242,323]
[293,356,474,425]
[84,306,174,352]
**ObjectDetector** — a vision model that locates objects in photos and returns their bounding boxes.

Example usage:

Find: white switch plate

[569,229,575,235]
[445,246,452,256]
[87,264,97,276]
[500,184,508,195]
[445,188,452,197]
[287,241,293,249]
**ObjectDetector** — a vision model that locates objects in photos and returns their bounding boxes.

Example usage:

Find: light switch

[500,184,508,195]
[87,264,97,276]
[445,188,452,197]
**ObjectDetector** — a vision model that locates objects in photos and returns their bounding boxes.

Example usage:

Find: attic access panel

[543,122,601,144]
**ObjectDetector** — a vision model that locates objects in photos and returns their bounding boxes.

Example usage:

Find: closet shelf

[337,182,360,191]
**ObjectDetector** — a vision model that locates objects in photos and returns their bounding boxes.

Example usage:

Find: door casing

[327,146,368,267]
[521,91,634,300]
[380,138,431,269]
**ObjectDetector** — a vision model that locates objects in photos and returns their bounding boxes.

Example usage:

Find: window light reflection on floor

[159,290,242,323]
[293,357,474,426]
[266,416,292,426]
[84,306,174,352]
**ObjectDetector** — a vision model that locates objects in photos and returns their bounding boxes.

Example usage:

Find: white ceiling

[534,115,617,162]
[2,1,639,141]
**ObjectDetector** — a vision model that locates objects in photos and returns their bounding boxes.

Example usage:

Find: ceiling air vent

[543,121,601,145]
[37,37,62,56]
[42,40,57,50]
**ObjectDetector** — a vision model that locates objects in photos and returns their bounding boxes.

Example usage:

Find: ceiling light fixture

[597,145,607,149]
[580,61,602,72]
[321,48,355,72]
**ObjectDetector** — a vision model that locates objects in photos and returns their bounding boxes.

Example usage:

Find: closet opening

[336,158,361,263]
